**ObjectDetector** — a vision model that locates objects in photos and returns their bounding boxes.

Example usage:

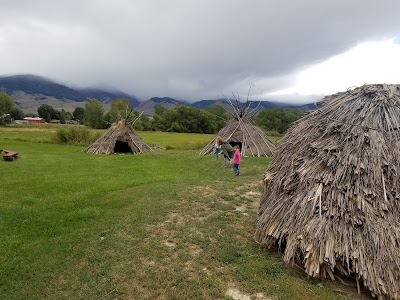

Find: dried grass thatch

[255,84,400,299]
[199,99,276,157]
[83,119,153,154]
[199,117,276,157]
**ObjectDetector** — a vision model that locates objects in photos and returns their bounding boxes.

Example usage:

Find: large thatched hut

[199,101,276,157]
[83,119,153,154]
[255,84,400,299]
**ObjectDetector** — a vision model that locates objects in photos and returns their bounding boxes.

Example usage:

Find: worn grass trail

[0,131,371,300]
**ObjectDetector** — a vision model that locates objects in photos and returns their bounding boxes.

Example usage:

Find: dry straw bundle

[255,84,400,299]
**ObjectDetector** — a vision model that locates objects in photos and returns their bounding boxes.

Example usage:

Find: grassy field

[0,126,371,300]
[0,125,215,149]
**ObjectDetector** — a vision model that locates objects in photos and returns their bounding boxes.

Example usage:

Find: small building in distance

[14,120,30,124]
[23,117,45,124]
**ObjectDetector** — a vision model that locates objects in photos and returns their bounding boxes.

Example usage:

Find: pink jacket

[233,149,241,164]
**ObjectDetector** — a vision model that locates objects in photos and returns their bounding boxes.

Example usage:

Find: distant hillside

[191,98,316,111]
[271,101,317,110]
[191,99,230,109]
[0,74,139,113]
[0,74,82,101]
[11,91,86,114]
[137,97,316,116]
[77,87,139,107]
[137,97,188,116]
[0,74,316,115]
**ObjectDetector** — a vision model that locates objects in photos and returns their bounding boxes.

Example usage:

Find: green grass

[138,131,214,150]
[0,128,370,300]
[0,126,58,143]
[0,125,279,149]
[0,126,215,150]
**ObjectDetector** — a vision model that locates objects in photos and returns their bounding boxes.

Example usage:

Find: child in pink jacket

[233,145,241,176]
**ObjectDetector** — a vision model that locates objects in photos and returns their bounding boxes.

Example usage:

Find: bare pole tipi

[199,91,276,157]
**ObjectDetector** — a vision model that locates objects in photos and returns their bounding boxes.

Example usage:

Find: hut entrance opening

[114,140,133,153]
[229,141,242,151]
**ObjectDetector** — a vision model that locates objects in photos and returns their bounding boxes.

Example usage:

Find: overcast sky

[1,0,400,103]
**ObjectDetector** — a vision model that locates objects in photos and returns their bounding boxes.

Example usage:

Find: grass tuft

[53,126,100,145]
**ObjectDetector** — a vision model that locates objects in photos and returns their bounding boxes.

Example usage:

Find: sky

[1,0,400,103]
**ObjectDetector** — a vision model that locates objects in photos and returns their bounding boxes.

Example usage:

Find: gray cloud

[1,0,400,102]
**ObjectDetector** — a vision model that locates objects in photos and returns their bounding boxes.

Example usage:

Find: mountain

[191,98,316,111]
[137,97,188,116]
[78,87,139,107]
[138,97,316,116]
[191,99,230,109]
[0,74,316,115]
[0,74,139,113]
[0,74,82,100]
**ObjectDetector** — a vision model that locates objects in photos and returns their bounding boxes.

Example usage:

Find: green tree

[154,104,166,116]
[73,107,85,123]
[0,114,12,125]
[255,108,303,134]
[150,105,167,131]
[128,110,147,130]
[38,104,59,122]
[109,98,131,121]
[0,92,15,115]
[10,107,25,120]
[85,98,107,129]
[64,111,73,121]
[205,104,229,130]
[60,109,67,124]
[153,105,218,134]
[150,113,166,131]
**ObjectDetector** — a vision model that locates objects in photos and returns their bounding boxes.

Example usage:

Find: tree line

[83,98,231,133]
[0,93,25,124]
[0,92,304,134]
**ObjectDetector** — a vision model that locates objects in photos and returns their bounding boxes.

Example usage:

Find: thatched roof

[199,117,275,157]
[83,119,153,154]
[255,84,400,299]
[199,98,276,157]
